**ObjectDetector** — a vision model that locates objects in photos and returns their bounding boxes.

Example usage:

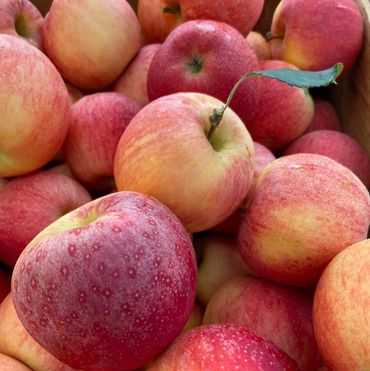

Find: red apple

[62,92,141,192]
[282,129,370,188]
[246,30,271,60]
[147,323,300,370]
[0,353,32,371]
[203,275,320,370]
[268,0,364,74]
[305,98,341,133]
[313,238,370,370]
[0,34,70,178]
[238,153,370,287]
[0,170,92,267]
[0,267,11,304]
[138,0,264,43]
[147,19,261,128]
[0,0,43,49]
[42,0,141,90]
[114,92,255,233]
[113,43,161,107]
[12,191,197,370]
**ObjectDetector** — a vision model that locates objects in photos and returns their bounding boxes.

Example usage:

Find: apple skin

[12,191,197,371]
[113,43,161,107]
[0,34,70,178]
[0,0,43,49]
[147,19,261,128]
[147,323,300,370]
[313,239,370,370]
[138,0,264,43]
[0,353,32,371]
[62,92,141,192]
[268,0,364,74]
[114,92,255,233]
[42,0,141,91]
[0,293,76,371]
[282,130,370,188]
[237,153,370,287]
[203,275,320,371]
[246,31,271,60]
[246,59,314,152]
[0,170,92,267]
[305,98,341,133]
[0,267,11,304]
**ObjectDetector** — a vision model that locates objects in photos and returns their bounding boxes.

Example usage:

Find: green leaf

[251,63,344,88]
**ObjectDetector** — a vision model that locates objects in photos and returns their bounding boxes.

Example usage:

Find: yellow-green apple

[203,275,320,370]
[246,59,314,152]
[313,238,370,370]
[114,92,255,233]
[305,98,341,133]
[113,43,161,107]
[0,170,91,267]
[195,235,252,305]
[268,0,364,74]
[0,267,11,304]
[12,191,197,370]
[147,19,261,128]
[62,92,141,192]
[0,34,70,178]
[0,293,76,371]
[237,153,370,287]
[282,130,370,188]
[246,31,271,60]
[42,0,141,91]
[147,323,300,370]
[182,300,203,333]
[0,353,32,371]
[138,0,264,43]
[0,0,43,49]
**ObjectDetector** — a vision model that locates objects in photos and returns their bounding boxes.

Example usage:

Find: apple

[46,163,74,179]
[0,178,8,190]
[0,293,76,371]
[0,267,11,304]
[147,323,300,370]
[0,34,70,178]
[203,275,320,370]
[65,82,84,104]
[0,0,43,49]
[195,234,252,305]
[182,300,203,333]
[138,0,264,43]
[42,0,141,91]
[238,153,370,287]
[313,238,370,370]
[246,31,271,60]
[62,92,141,192]
[245,59,314,152]
[114,92,255,233]
[147,19,261,128]
[12,191,197,370]
[113,43,161,107]
[0,353,32,371]
[268,0,364,74]
[0,170,92,267]
[282,129,370,188]
[305,98,341,133]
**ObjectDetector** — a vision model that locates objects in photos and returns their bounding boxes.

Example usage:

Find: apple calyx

[163,4,181,14]
[15,12,33,39]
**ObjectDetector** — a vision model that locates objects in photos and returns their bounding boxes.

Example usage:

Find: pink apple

[282,129,370,188]
[114,92,255,233]
[305,98,341,133]
[0,293,76,371]
[246,31,272,60]
[0,0,43,49]
[138,0,264,43]
[238,153,370,287]
[0,267,11,304]
[246,59,314,152]
[42,0,141,90]
[313,238,370,370]
[0,353,32,371]
[268,0,364,74]
[12,191,197,370]
[147,323,300,370]
[147,19,261,128]
[0,34,70,178]
[195,234,252,305]
[62,92,141,192]
[203,275,320,370]
[0,170,92,267]
[113,43,161,107]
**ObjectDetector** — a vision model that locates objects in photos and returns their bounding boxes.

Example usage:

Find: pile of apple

[0,0,369,370]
